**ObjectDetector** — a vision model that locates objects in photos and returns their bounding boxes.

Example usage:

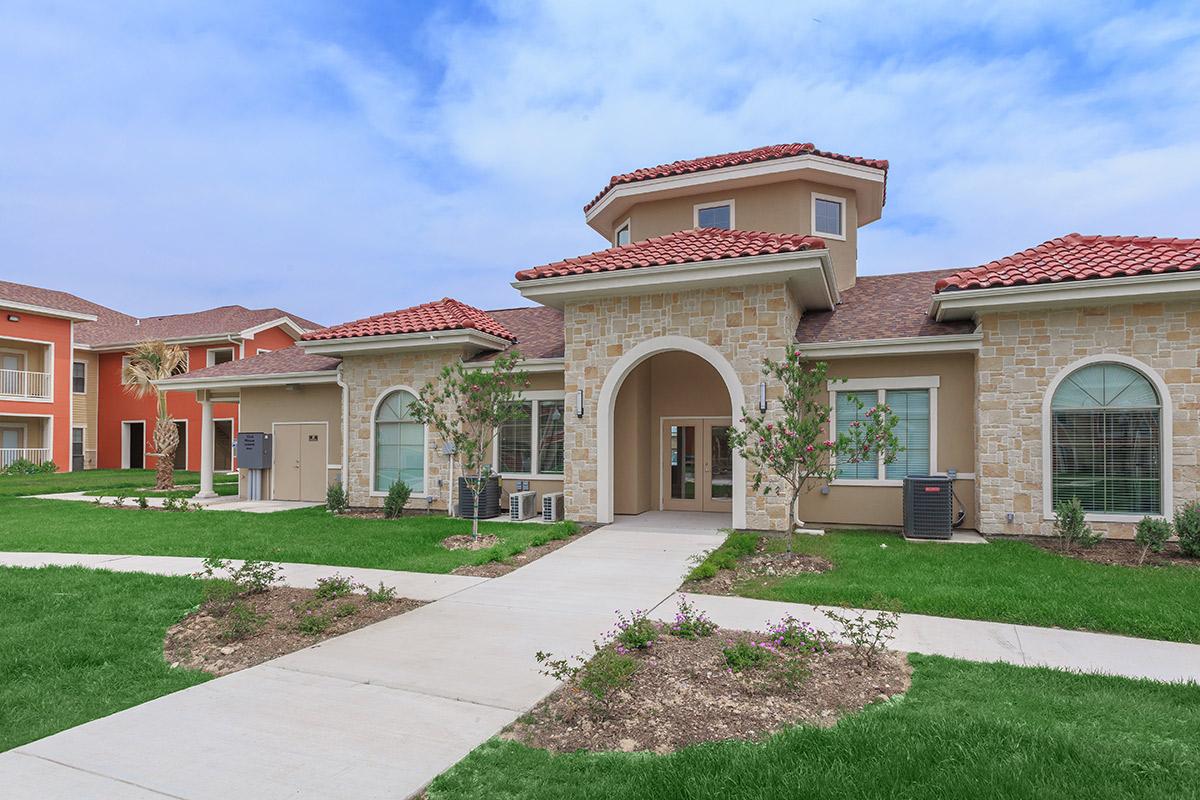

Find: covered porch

[0,415,51,468]
[0,340,53,401]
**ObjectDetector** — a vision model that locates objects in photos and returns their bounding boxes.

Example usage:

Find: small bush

[383,481,411,519]
[686,530,758,581]
[112,493,127,507]
[296,611,332,635]
[765,614,831,655]
[0,458,56,476]
[1053,497,1101,552]
[668,596,717,639]
[201,579,240,616]
[325,482,349,514]
[535,647,639,706]
[334,601,358,618]
[610,609,657,653]
[162,494,189,512]
[1135,517,1173,565]
[219,602,265,641]
[136,495,149,509]
[723,639,778,672]
[1176,502,1200,558]
[313,573,354,601]
[362,582,397,602]
[822,598,900,667]
[195,557,282,595]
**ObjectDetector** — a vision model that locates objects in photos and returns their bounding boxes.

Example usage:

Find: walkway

[28,491,321,513]
[0,517,721,799]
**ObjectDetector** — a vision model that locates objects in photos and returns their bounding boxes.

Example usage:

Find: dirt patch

[451,534,581,577]
[164,587,422,676]
[1003,535,1199,568]
[504,631,909,754]
[684,540,833,595]
[442,534,501,551]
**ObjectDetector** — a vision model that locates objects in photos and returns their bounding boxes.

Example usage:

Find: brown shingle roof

[470,306,565,362]
[795,269,976,344]
[159,346,340,383]
[0,280,130,323]
[79,305,323,348]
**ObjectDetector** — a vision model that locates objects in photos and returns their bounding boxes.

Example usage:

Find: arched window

[374,389,424,493]
[1050,362,1161,515]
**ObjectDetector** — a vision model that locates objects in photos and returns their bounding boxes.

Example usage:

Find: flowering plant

[668,596,718,639]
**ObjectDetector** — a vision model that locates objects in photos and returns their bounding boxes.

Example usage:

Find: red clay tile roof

[77,305,323,348]
[585,143,889,213]
[469,306,565,362]
[934,234,1200,293]
[515,228,826,282]
[0,279,129,323]
[160,346,340,382]
[302,298,516,342]
[795,269,975,344]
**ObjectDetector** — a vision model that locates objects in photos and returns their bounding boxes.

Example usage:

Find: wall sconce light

[6,314,18,322]
[575,388,584,418]
[758,381,767,413]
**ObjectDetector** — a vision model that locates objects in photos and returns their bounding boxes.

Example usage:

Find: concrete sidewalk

[27,491,320,513]
[658,592,1200,684]
[0,521,720,799]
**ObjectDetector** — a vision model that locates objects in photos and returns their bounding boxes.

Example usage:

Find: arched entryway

[597,336,746,527]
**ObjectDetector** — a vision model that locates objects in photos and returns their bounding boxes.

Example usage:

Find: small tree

[411,350,530,539]
[122,340,188,490]
[728,349,901,545]
[1053,496,1101,552]
[1134,516,1172,565]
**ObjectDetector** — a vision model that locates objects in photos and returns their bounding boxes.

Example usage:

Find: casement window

[812,193,845,239]
[373,389,425,492]
[72,361,87,394]
[1050,362,1162,516]
[207,347,234,367]
[830,377,937,484]
[694,200,733,230]
[614,220,631,246]
[496,397,565,478]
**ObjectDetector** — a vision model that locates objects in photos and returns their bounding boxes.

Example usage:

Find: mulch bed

[1002,535,1200,568]
[503,631,909,754]
[684,540,833,595]
[163,587,422,676]
[442,534,501,551]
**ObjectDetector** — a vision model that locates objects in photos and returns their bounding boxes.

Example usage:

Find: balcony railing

[0,448,52,468]
[0,369,52,400]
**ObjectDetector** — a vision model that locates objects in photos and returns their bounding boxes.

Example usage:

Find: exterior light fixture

[6,314,18,322]
[575,388,584,418]
[758,381,767,413]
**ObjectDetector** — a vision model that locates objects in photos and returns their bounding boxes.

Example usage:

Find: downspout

[335,363,349,499]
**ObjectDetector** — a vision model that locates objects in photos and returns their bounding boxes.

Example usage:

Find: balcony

[0,368,52,401]
[0,447,52,468]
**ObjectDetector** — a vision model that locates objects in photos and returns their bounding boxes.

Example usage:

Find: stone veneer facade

[562,281,802,530]
[976,301,1200,538]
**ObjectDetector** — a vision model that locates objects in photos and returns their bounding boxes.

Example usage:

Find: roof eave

[154,369,339,392]
[797,333,982,359]
[0,299,98,323]
[298,328,513,357]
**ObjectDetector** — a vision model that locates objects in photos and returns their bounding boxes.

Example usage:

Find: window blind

[835,391,878,479]
[885,389,930,478]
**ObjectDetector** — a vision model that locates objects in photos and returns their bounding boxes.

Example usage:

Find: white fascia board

[154,370,338,392]
[298,329,512,356]
[930,272,1200,321]
[0,300,98,322]
[85,333,247,352]
[239,316,308,339]
[464,357,565,373]
[585,155,885,227]
[799,333,982,359]
[512,251,838,311]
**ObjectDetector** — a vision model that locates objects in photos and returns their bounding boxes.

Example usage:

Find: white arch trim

[1040,354,1173,521]
[368,384,429,497]
[596,335,747,527]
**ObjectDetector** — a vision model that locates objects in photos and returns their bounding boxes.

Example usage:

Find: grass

[693,530,1200,643]
[0,565,210,752]
[427,655,1200,800]
[0,470,577,573]
[0,468,236,498]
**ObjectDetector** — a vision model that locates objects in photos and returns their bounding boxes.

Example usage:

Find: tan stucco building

[163,142,1200,539]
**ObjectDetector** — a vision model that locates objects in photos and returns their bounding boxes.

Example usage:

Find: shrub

[296,611,332,635]
[219,602,265,641]
[0,458,56,476]
[535,648,639,706]
[668,596,717,639]
[383,481,411,519]
[610,609,657,653]
[362,582,397,602]
[1053,497,1101,552]
[1176,502,1200,558]
[765,614,831,655]
[201,579,240,616]
[195,557,283,595]
[822,599,900,666]
[334,601,358,618]
[1135,516,1173,565]
[162,494,188,512]
[314,573,354,600]
[723,639,778,672]
[325,482,349,514]
[136,494,149,509]
[112,493,127,507]
[686,531,758,581]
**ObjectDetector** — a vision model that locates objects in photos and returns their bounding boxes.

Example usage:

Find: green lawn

[695,530,1200,643]
[0,566,210,752]
[82,482,240,498]
[0,468,236,498]
[427,655,1200,800]
[0,495,576,574]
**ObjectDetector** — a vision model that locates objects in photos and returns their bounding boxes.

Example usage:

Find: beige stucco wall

[71,349,99,467]
[617,179,860,291]
[795,351,978,530]
[565,281,803,530]
[0,415,47,448]
[976,302,1200,539]
[238,382,343,500]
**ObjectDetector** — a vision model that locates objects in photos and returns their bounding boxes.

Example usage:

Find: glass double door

[662,418,733,512]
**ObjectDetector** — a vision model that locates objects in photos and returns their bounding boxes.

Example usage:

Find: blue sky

[2,1,1198,326]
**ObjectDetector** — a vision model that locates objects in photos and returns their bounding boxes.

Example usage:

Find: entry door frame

[121,420,145,469]
[658,415,734,513]
[271,421,329,501]
[213,417,235,471]
[71,425,86,472]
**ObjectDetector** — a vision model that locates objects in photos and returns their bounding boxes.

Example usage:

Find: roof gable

[302,298,516,342]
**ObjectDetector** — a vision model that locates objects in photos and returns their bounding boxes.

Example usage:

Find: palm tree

[122,340,188,490]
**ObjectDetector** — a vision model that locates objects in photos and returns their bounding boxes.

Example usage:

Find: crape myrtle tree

[728,348,901,546]
[122,340,189,490]
[411,350,530,540]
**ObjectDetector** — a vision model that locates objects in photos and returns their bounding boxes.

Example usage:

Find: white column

[197,395,216,499]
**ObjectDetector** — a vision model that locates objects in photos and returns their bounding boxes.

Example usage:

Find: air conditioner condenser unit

[509,490,538,521]
[542,491,564,522]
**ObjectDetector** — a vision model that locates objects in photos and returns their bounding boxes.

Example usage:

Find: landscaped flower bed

[683,531,832,595]
[515,600,908,754]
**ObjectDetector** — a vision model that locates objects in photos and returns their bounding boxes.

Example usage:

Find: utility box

[236,432,272,470]
[902,476,953,539]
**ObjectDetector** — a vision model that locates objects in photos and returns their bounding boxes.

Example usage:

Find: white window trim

[828,376,939,486]
[1040,355,1172,522]
[72,360,87,394]
[368,385,428,497]
[614,217,631,247]
[693,199,735,230]
[493,390,567,481]
[811,191,847,241]
[256,348,272,356]
[207,347,235,368]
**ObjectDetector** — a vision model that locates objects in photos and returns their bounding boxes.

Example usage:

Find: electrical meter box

[236,432,272,469]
